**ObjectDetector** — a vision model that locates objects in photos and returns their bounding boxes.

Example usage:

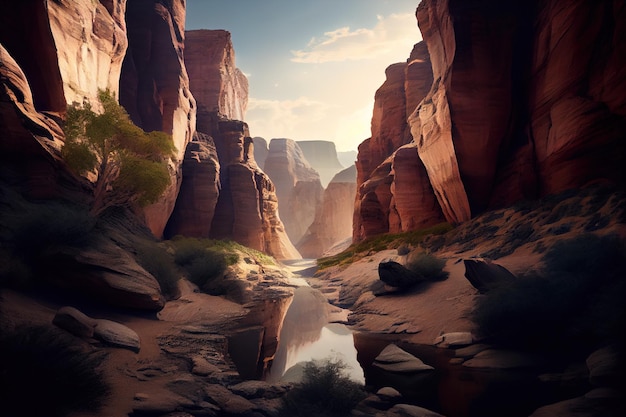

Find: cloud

[291,13,419,64]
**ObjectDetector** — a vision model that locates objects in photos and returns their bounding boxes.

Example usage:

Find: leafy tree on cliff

[62,90,176,216]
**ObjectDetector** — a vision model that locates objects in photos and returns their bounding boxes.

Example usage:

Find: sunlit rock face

[264,139,324,246]
[298,165,357,258]
[185,30,248,123]
[411,0,626,216]
[296,141,345,188]
[120,0,196,237]
[208,123,300,260]
[354,41,440,241]
[0,0,127,199]
[253,137,269,168]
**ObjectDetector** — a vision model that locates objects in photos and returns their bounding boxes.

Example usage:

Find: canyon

[0,1,624,417]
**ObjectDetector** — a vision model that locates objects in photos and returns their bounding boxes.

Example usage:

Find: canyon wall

[296,140,345,188]
[355,0,626,241]
[120,0,196,237]
[298,165,357,258]
[263,139,324,246]
[354,41,443,241]
[170,33,299,259]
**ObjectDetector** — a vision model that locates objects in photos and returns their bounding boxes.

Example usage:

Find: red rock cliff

[120,0,196,237]
[355,0,626,241]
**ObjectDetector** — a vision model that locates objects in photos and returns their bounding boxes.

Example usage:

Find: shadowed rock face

[120,0,196,237]
[165,132,220,238]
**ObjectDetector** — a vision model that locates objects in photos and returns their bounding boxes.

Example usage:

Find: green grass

[317,223,453,269]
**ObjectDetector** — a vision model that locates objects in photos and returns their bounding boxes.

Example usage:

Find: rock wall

[120,0,196,237]
[185,30,249,123]
[355,0,626,241]
[207,121,300,260]
[253,137,269,169]
[263,139,324,246]
[298,165,357,258]
[354,41,441,241]
[296,140,345,188]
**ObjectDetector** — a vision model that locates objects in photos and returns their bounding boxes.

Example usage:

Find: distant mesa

[296,140,345,188]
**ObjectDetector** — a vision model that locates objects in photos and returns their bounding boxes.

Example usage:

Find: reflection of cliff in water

[267,286,364,383]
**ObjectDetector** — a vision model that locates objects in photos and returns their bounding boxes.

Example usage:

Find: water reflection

[267,286,364,383]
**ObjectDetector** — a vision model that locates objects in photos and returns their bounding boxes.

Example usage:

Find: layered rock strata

[185,30,249,122]
[298,165,357,258]
[355,0,626,240]
[120,0,196,237]
[173,29,297,259]
[354,42,441,241]
[263,139,324,246]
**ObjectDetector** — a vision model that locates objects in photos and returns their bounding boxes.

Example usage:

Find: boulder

[373,344,434,374]
[203,384,258,416]
[386,403,445,417]
[378,261,421,289]
[463,258,517,293]
[586,345,621,387]
[52,306,97,338]
[94,319,140,352]
[434,332,474,348]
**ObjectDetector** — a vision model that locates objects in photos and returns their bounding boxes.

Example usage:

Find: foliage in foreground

[317,222,453,269]
[405,250,449,281]
[62,89,176,216]
[472,233,626,353]
[279,358,366,417]
[0,325,110,417]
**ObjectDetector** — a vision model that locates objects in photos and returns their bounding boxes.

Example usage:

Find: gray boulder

[94,319,141,352]
[52,306,97,338]
[378,261,421,289]
[373,344,434,374]
[463,258,516,293]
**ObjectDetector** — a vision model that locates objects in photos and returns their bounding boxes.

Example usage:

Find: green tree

[62,89,176,216]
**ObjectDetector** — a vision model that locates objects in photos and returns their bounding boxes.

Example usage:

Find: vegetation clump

[279,358,366,417]
[317,223,453,269]
[472,233,626,353]
[405,251,448,282]
[0,325,110,417]
[62,89,176,216]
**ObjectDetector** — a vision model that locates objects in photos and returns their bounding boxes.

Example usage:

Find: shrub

[472,234,626,352]
[170,237,232,288]
[279,358,366,417]
[134,239,180,298]
[0,325,110,417]
[405,251,448,281]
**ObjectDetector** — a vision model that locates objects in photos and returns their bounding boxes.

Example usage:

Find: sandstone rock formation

[185,30,249,123]
[176,31,297,259]
[253,137,269,168]
[356,0,625,240]
[120,0,196,237]
[297,140,345,188]
[263,139,324,246]
[298,165,357,258]
[354,42,444,241]
[165,132,220,238]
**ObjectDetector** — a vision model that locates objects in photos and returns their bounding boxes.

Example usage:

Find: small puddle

[266,285,364,383]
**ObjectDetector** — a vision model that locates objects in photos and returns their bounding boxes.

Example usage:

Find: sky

[185,0,422,152]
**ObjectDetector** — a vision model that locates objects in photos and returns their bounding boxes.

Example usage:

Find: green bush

[472,234,626,352]
[405,251,448,281]
[134,239,180,298]
[279,358,366,417]
[0,325,110,417]
[170,237,232,288]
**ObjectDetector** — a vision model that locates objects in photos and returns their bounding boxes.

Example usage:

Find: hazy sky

[185,0,422,152]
